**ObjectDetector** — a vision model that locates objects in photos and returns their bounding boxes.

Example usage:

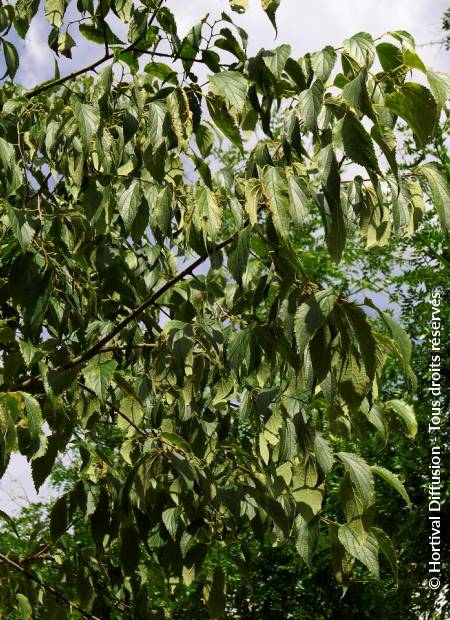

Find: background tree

[0,0,449,617]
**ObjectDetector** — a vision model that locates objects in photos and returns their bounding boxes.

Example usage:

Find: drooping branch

[0,552,102,620]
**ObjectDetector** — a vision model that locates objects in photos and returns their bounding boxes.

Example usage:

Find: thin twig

[79,382,149,439]
[0,552,102,620]
[25,0,166,99]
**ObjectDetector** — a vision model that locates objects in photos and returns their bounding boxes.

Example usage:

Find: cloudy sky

[1,0,449,513]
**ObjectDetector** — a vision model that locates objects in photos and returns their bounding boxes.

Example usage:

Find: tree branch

[0,552,102,620]
[25,0,166,99]
[13,226,242,392]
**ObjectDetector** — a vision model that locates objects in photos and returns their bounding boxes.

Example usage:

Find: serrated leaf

[44,0,66,27]
[20,392,44,458]
[422,163,450,234]
[287,176,309,228]
[338,524,379,577]
[261,0,280,32]
[160,431,192,453]
[386,399,417,438]
[402,49,426,73]
[50,494,69,541]
[209,71,248,117]
[376,42,403,71]
[297,82,322,132]
[118,180,141,232]
[167,87,192,147]
[71,97,100,147]
[311,46,336,82]
[371,526,398,582]
[371,465,411,509]
[426,69,450,110]
[262,44,292,80]
[162,506,182,540]
[318,144,340,203]
[341,111,380,172]
[337,452,374,507]
[262,166,291,239]
[295,514,319,566]
[2,40,19,79]
[314,433,334,474]
[82,358,118,401]
[195,185,222,242]
[384,83,437,148]
[343,32,375,68]
[294,289,337,357]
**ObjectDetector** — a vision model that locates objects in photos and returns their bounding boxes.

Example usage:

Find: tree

[0,0,449,617]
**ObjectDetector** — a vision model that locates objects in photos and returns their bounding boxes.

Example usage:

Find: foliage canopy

[0,0,449,617]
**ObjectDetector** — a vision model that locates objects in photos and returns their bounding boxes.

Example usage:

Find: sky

[1,0,449,514]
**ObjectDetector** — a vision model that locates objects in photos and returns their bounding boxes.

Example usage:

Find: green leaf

[32,434,59,492]
[295,514,319,566]
[384,83,437,148]
[160,431,192,453]
[209,71,248,117]
[148,101,167,150]
[207,567,226,618]
[314,433,334,474]
[402,49,426,73]
[318,145,340,203]
[338,524,379,578]
[229,0,248,13]
[261,0,281,32]
[343,32,375,68]
[195,185,222,242]
[228,227,250,284]
[71,97,100,147]
[297,82,322,132]
[294,289,337,357]
[287,176,309,228]
[376,42,403,71]
[82,358,118,401]
[206,95,243,149]
[262,166,291,239]
[7,205,35,251]
[79,22,123,46]
[342,68,374,119]
[262,44,292,80]
[422,163,450,234]
[426,69,450,110]
[371,527,398,582]
[44,0,66,27]
[371,465,411,509]
[167,87,192,147]
[385,399,417,438]
[118,180,141,232]
[50,494,69,541]
[20,392,44,458]
[341,111,380,172]
[162,506,182,540]
[196,124,214,158]
[2,40,19,78]
[16,594,32,620]
[337,452,374,507]
[311,46,336,82]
